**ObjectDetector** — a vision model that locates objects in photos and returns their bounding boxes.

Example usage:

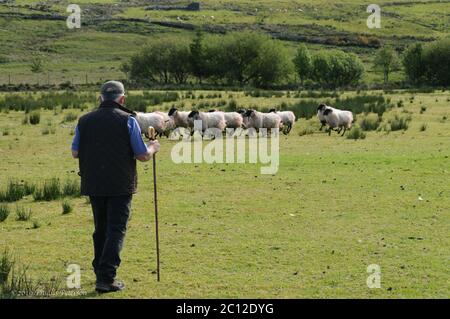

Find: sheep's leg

[328,128,331,136]
[341,127,346,136]
[319,122,325,131]
[286,124,292,134]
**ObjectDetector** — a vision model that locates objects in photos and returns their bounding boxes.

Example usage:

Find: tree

[374,47,400,84]
[402,43,424,85]
[216,31,292,87]
[30,56,45,85]
[169,43,191,84]
[421,38,450,86]
[189,29,207,84]
[30,57,44,74]
[253,39,293,87]
[293,44,312,86]
[128,40,191,84]
[311,50,364,88]
[402,39,450,86]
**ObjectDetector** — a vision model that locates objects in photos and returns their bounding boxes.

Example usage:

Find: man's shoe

[95,280,125,293]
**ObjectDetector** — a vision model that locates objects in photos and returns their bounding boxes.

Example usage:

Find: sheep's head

[168,107,178,116]
[188,110,200,119]
[244,109,255,118]
[317,103,327,112]
[323,108,333,116]
[208,109,217,113]
[236,109,246,114]
[268,108,277,113]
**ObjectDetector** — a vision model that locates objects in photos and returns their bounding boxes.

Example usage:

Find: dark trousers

[89,195,132,284]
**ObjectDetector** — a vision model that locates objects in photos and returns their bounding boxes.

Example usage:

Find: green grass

[61,200,73,215]
[0,89,448,298]
[15,206,31,222]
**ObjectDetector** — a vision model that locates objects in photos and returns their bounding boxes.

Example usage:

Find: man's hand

[147,140,160,155]
[136,140,160,162]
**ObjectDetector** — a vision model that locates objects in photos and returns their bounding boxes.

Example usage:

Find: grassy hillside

[0,89,449,298]
[0,0,448,85]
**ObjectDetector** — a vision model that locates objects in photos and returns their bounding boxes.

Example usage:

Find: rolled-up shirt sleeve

[128,117,149,157]
[71,126,80,151]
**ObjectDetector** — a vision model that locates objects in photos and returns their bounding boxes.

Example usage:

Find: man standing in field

[71,81,160,293]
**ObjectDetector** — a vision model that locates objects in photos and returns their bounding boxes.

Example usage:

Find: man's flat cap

[101,81,125,96]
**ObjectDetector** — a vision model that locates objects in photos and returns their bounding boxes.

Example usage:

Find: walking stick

[147,126,160,282]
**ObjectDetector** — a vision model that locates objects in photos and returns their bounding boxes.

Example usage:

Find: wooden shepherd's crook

[147,126,160,282]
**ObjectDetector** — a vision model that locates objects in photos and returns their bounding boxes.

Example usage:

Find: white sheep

[154,111,175,137]
[316,103,329,131]
[168,107,192,136]
[134,112,166,137]
[188,110,226,137]
[323,107,354,136]
[269,109,296,134]
[208,109,243,130]
[242,109,281,135]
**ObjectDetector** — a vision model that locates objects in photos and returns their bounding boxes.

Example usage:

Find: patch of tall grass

[359,113,382,131]
[33,178,61,201]
[15,206,31,221]
[0,180,37,202]
[387,114,412,131]
[346,125,366,140]
[29,111,40,125]
[33,178,80,201]
[0,204,10,222]
[62,112,78,123]
[0,250,61,299]
[61,200,73,215]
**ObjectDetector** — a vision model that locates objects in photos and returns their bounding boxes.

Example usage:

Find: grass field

[0,89,449,298]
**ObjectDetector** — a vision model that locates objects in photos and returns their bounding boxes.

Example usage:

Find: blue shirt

[71,116,148,157]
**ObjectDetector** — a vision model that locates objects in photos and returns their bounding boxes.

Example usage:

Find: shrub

[29,111,40,125]
[62,112,78,123]
[0,249,13,286]
[387,114,412,131]
[346,125,366,140]
[0,204,10,222]
[41,121,55,135]
[23,182,36,196]
[0,180,25,202]
[298,126,315,137]
[22,115,29,125]
[359,113,381,131]
[15,206,31,221]
[420,123,427,131]
[33,178,61,201]
[61,200,73,215]
[32,220,41,229]
[226,99,238,112]
[62,179,80,197]
[420,106,427,114]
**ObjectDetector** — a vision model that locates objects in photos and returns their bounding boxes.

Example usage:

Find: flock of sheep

[134,104,354,138]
